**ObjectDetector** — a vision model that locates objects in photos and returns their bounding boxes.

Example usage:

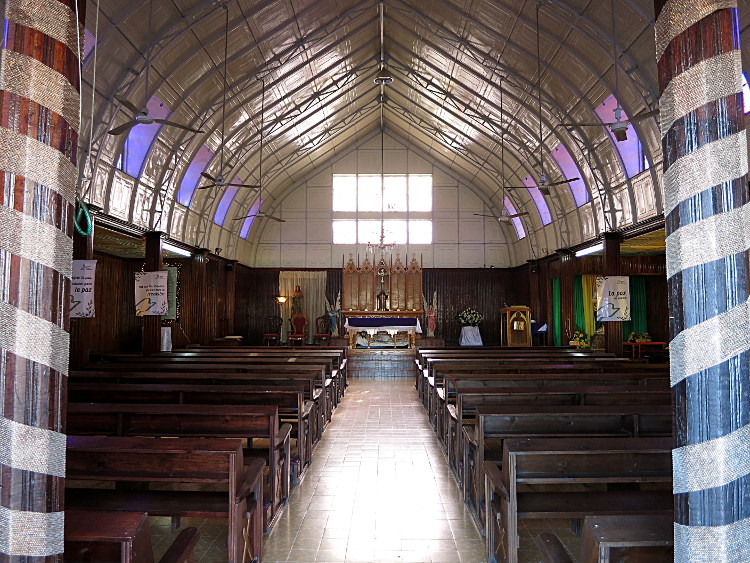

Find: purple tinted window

[594,95,643,178]
[214,181,241,226]
[503,196,525,239]
[123,97,171,177]
[83,29,96,60]
[240,198,263,239]
[177,145,214,207]
[3,20,9,49]
[523,175,552,225]
[550,144,588,206]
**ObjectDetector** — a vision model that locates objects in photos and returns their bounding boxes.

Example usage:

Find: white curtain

[279,271,327,343]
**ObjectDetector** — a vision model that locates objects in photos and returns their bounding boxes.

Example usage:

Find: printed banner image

[595,276,631,322]
[70,260,97,318]
[135,271,169,316]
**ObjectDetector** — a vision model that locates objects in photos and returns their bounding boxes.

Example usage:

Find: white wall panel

[485,244,509,268]
[433,245,458,267]
[458,244,484,267]
[433,219,458,243]
[306,220,332,243]
[459,218,484,243]
[458,187,483,211]
[307,187,331,211]
[280,218,306,243]
[435,187,458,211]
[280,244,306,267]
[256,244,280,267]
[306,245,332,267]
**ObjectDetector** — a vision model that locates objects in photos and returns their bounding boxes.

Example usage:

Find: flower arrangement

[456,308,484,326]
[628,331,651,343]
[571,330,588,348]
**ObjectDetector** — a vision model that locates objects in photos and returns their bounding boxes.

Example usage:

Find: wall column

[0,0,83,558]
[655,1,750,559]
[602,232,624,357]
[193,249,210,345]
[142,232,163,356]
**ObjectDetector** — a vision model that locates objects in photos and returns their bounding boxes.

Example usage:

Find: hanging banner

[595,276,631,321]
[70,260,97,318]
[135,271,169,316]
[162,266,179,320]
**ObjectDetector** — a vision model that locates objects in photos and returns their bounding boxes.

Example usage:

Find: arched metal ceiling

[78,0,750,261]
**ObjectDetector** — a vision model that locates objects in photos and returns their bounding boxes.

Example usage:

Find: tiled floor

[262,377,486,563]
[152,376,579,562]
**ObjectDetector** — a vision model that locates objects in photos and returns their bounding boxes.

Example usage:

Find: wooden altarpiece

[342,255,423,313]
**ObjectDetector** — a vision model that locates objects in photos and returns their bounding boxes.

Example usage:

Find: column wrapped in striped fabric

[656,1,750,561]
[0,0,82,558]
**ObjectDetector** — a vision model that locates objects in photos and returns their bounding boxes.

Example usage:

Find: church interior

[2,0,750,561]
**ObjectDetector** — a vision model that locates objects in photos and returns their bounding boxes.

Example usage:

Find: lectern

[500,306,532,347]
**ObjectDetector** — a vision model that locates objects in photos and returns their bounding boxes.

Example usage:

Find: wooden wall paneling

[234,267,280,344]
[645,275,669,343]
[421,268,529,345]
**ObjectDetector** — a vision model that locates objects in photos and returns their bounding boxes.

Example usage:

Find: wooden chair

[262,316,283,346]
[313,315,332,345]
[288,313,307,347]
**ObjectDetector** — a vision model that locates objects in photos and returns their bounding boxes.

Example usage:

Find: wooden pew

[430,365,669,431]
[443,385,671,479]
[64,510,200,563]
[65,437,263,563]
[68,382,314,482]
[581,514,673,562]
[147,350,347,403]
[66,404,291,531]
[463,404,673,528]
[483,437,673,563]
[71,368,326,443]
[426,360,668,417]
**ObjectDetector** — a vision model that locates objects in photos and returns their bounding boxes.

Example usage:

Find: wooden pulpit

[500,306,532,347]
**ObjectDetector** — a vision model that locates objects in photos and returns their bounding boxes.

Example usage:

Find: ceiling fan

[198,5,259,191]
[503,4,579,197]
[108,0,203,136]
[556,0,658,141]
[481,79,529,223]
[474,211,529,222]
[233,79,286,223]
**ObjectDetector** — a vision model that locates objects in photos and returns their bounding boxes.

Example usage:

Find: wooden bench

[463,404,673,528]
[427,361,668,422]
[66,403,291,531]
[483,437,673,563]
[66,437,263,563]
[68,381,314,483]
[444,385,671,480]
[71,369,326,443]
[430,366,669,432]
[64,510,200,563]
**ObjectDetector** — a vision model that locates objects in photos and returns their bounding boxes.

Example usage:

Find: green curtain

[552,278,562,346]
[574,275,585,334]
[622,276,648,339]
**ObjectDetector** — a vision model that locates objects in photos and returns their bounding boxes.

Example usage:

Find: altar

[340,254,425,350]
[344,315,422,349]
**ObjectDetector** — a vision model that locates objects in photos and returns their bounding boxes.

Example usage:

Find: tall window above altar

[332,174,433,244]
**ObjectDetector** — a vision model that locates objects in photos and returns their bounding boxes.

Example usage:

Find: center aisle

[262,377,486,563]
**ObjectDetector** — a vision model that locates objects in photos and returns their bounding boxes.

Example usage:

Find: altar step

[347,348,416,377]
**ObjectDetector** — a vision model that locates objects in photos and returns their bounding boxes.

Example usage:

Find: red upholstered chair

[288,313,307,347]
[262,316,283,346]
[313,315,332,345]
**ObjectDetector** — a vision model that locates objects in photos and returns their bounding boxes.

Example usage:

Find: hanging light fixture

[366,97,396,256]
[367,2,395,256]
[373,2,393,85]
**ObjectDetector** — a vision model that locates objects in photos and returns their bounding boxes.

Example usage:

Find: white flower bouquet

[456,308,483,326]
